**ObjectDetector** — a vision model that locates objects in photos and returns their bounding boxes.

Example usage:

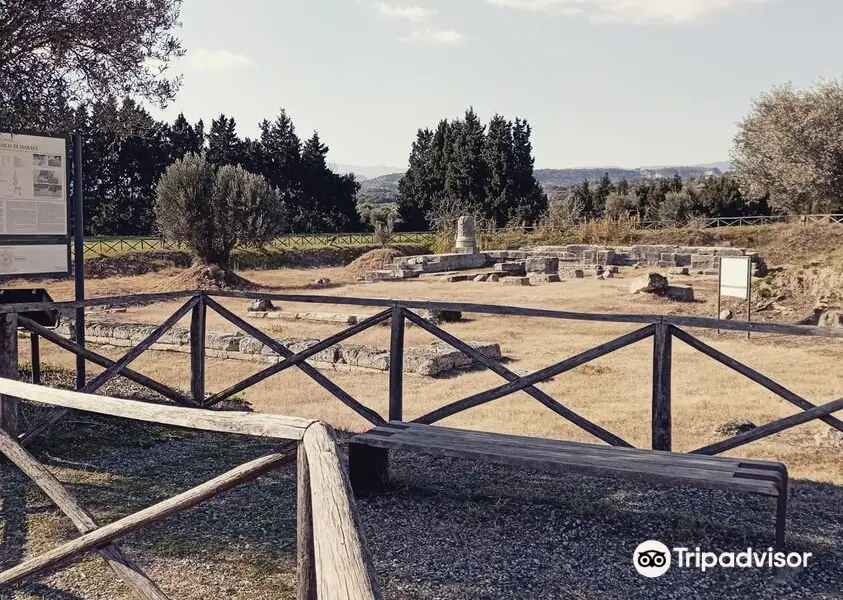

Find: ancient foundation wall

[51,320,501,377]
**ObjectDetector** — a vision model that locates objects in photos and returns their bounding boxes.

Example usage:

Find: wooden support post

[190,295,207,405]
[348,442,389,496]
[0,313,19,437]
[388,306,405,422]
[30,332,40,385]
[297,444,316,600]
[651,323,672,452]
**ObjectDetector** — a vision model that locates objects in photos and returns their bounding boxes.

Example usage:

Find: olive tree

[154,153,287,266]
[732,80,843,213]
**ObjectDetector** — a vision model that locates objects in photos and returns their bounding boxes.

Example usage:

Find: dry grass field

[9,263,843,484]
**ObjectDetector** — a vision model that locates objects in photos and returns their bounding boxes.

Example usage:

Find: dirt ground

[2,258,843,599]
[8,264,843,484]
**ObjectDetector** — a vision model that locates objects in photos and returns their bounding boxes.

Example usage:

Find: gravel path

[2,374,841,599]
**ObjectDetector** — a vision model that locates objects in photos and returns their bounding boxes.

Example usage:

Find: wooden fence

[0,378,381,600]
[1,290,842,456]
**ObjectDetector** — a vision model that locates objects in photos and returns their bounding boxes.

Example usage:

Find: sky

[150,0,843,171]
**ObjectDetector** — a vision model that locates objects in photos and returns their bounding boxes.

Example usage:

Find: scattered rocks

[488,273,501,282]
[668,267,690,276]
[715,419,757,436]
[501,276,530,287]
[600,271,614,279]
[417,309,462,324]
[311,277,332,288]
[817,309,843,328]
[663,285,694,303]
[629,273,668,295]
[249,298,277,312]
[719,309,734,320]
[753,259,769,277]
[473,274,488,282]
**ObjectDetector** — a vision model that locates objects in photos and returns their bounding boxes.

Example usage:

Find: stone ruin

[53,320,501,377]
[454,215,478,254]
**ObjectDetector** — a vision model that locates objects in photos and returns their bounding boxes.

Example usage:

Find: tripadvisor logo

[633,540,812,577]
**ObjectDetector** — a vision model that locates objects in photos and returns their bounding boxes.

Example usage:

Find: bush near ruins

[154,153,287,267]
[359,204,401,247]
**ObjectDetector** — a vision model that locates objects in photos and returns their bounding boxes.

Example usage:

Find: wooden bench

[348,422,789,550]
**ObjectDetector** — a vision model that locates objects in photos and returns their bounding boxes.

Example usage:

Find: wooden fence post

[652,323,673,451]
[0,313,19,436]
[388,306,405,422]
[297,443,316,600]
[190,294,207,405]
[651,323,672,451]
[30,332,41,385]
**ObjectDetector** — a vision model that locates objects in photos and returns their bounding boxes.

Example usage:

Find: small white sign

[719,256,751,300]
[0,244,68,276]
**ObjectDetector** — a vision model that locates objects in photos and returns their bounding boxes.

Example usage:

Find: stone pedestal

[455,215,478,254]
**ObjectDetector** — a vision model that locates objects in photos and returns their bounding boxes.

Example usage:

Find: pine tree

[206,114,243,168]
[169,113,204,160]
[509,118,547,224]
[397,128,437,230]
[445,108,487,215]
[299,132,360,232]
[483,114,515,227]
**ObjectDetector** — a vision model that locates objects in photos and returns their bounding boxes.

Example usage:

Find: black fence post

[190,293,207,405]
[652,323,672,451]
[388,305,405,422]
[0,313,19,436]
[30,332,41,385]
[72,133,86,390]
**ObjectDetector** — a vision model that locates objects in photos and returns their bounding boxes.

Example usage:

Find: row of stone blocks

[53,320,502,377]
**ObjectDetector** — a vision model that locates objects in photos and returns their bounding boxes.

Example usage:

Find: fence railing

[0,378,381,600]
[78,232,437,258]
[1,290,842,456]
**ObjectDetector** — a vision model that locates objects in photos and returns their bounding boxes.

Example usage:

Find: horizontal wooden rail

[0,378,315,440]
[0,450,295,588]
[302,423,382,600]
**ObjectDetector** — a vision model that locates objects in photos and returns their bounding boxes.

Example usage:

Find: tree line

[396,109,547,231]
[65,98,360,236]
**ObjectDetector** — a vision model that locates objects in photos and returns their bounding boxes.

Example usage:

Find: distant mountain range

[329,164,405,181]
[351,162,733,204]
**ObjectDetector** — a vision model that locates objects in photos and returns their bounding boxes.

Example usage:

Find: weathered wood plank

[692,395,843,455]
[204,298,385,426]
[191,295,207,405]
[0,450,294,587]
[297,444,317,600]
[86,296,198,392]
[651,324,672,451]
[0,290,197,315]
[672,326,843,433]
[0,378,315,440]
[404,310,633,447]
[0,430,171,600]
[303,423,382,600]
[388,307,404,422]
[414,324,656,425]
[0,313,19,436]
[30,332,41,385]
[203,304,391,407]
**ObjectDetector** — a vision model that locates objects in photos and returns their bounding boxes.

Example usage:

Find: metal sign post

[72,134,85,389]
[717,256,753,339]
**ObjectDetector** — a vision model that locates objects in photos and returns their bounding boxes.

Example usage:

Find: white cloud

[185,49,250,71]
[377,2,438,20]
[484,0,768,24]
[400,28,466,44]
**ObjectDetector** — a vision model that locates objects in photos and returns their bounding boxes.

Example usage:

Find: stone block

[525,256,559,274]
[528,274,561,284]
[629,273,669,295]
[674,254,692,267]
[501,276,530,286]
[494,262,526,273]
[664,285,695,302]
[473,274,488,282]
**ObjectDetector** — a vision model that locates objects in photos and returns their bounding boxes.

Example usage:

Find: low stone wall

[53,320,501,377]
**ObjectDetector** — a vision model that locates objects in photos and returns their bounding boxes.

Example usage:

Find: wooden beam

[415,325,656,425]
[0,378,315,440]
[302,423,382,600]
[190,295,207,405]
[17,317,192,406]
[0,313,19,437]
[0,450,294,588]
[388,307,404,422]
[692,395,843,455]
[0,430,171,600]
[403,310,632,447]
[203,304,391,408]
[297,444,317,600]
[86,296,198,392]
[651,323,672,451]
[204,298,385,426]
[30,332,41,385]
[671,326,843,434]
[0,290,198,315]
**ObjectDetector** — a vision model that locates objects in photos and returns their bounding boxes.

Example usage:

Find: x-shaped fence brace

[15,296,843,456]
[0,423,296,596]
